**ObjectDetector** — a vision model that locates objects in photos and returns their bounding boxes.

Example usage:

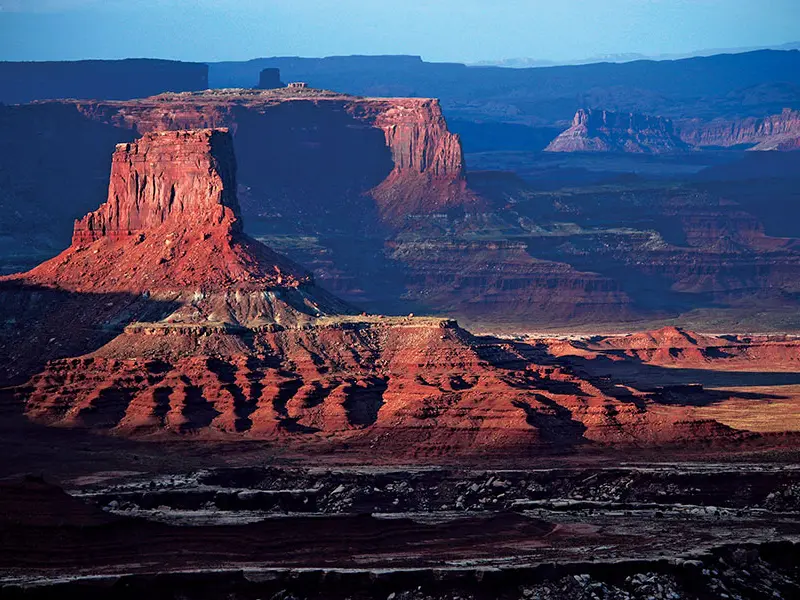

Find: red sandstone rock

[5,92,798,328]
[361,98,481,222]
[71,90,481,225]
[677,108,800,150]
[545,109,690,154]
[6,129,315,296]
[1,127,795,455]
[73,129,240,244]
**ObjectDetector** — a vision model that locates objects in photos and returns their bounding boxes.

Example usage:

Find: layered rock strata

[677,108,800,150]
[545,109,690,154]
[1,129,783,454]
[67,90,479,225]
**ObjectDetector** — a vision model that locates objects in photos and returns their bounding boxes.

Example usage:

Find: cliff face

[65,90,477,226]
[354,98,479,222]
[73,129,240,244]
[0,59,208,105]
[677,108,800,150]
[2,92,799,329]
[545,109,690,154]
[12,129,314,296]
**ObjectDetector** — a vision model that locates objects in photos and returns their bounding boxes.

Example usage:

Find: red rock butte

[5,128,319,296]
[72,129,241,244]
[546,108,690,154]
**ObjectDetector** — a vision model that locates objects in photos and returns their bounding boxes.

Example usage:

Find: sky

[0,0,798,64]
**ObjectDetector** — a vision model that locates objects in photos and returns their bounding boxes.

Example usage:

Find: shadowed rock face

[545,109,690,154]
[1,91,800,328]
[0,91,477,253]
[6,128,313,296]
[73,90,477,226]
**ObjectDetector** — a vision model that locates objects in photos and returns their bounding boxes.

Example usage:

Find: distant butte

[545,108,691,154]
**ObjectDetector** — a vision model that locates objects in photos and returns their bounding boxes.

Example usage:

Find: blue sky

[1,0,798,63]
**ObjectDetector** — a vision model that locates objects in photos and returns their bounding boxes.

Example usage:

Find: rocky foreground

[1,465,799,599]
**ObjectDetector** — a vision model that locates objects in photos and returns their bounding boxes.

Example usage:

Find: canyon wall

[0,127,718,451]
[0,90,473,261]
[677,108,800,150]
[2,90,800,328]
[71,91,476,225]
[73,129,240,244]
[545,109,690,153]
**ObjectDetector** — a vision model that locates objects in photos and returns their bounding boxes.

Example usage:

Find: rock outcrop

[15,129,317,298]
[72,129,241,244]
[677,108,800,150]
[2,91,800,330]
[545,109,690,154]
[362,98,480,222]
[257,68,284,90]
[62,90,479,226]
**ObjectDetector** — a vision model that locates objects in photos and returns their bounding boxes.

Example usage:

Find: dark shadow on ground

[0,281,180,387]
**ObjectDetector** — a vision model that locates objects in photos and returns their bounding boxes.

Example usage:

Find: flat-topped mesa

[72,129,241,245]
[58,91,479,226]
[546,108,690,154]
[677,108,800,151]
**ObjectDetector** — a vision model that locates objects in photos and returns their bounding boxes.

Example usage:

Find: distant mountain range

[207,50,800,130]
[470,42,800,68]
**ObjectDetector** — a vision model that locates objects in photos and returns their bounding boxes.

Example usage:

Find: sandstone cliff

[15,128,318,299]
[2,92,799,330]
[0,129,776,453]
[545,109,690,154]
[72,129,241,244]
[67,90,479,226]
[677,108,800,150]
[360,98,479,222]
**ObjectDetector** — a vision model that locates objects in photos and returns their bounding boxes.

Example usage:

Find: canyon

[2,128,799,457]
[1,52,800,600]
[1,88,799,330]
